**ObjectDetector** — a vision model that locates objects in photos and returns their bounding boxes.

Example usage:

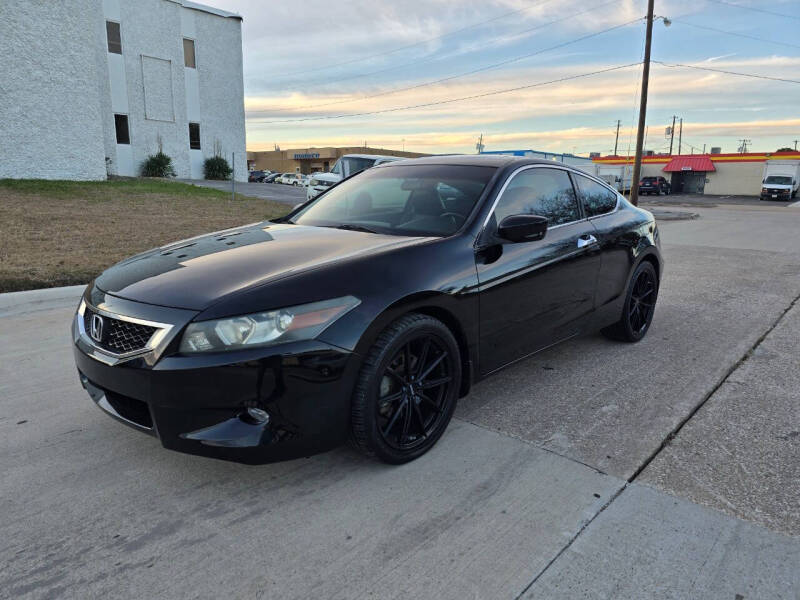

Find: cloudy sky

[203,0,799,155]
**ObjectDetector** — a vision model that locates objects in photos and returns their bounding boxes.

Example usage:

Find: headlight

[179,296,360,353]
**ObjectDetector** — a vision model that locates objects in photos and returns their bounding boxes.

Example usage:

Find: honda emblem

[90,314,104,342]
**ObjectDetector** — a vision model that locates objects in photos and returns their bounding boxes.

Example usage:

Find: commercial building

[247,147,429,175]
[0,0,247,181]
[480,149,594,169]
[592,151,800,196]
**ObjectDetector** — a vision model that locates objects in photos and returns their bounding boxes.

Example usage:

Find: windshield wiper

[328,223,380,234]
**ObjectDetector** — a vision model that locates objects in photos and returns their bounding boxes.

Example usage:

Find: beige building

[593,151,800,196]
[247,146,429,175]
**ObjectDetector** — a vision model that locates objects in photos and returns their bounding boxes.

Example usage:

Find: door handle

[577,234,597,249]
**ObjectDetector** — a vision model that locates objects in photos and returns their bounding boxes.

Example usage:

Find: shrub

[141,152,176,178]
[204,156,232,180]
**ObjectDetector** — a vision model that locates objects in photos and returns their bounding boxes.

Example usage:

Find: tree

[775,147,794,153]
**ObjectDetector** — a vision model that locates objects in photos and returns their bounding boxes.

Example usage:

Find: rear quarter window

[574,174,618,217]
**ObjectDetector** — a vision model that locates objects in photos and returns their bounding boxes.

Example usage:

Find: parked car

[307,154,405,200]
[248,170,267,183]
[263,172,281,183]
[72,155,662,465]
[638,176,671,195]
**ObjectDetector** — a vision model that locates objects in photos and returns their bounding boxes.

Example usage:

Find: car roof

[375,154,586,169]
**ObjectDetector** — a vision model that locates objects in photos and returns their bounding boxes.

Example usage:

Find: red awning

[663,156,715,172]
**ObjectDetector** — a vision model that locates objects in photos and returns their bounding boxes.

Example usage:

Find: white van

[307,154,405,200]
[761,160,800,200]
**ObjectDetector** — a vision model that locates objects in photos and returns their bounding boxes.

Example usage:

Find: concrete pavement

[2,203,799,598]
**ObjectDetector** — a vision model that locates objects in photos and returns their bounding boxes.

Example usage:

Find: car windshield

[765,176,792,185]
[290,164,496,237]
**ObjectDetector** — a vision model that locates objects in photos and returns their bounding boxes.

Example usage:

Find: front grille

[84,308,157,354]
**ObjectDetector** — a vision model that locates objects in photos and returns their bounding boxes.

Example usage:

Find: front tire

[602,261,659,343]
[350,314,461,464]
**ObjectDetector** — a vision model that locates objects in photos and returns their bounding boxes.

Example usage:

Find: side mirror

[497,214,548,243]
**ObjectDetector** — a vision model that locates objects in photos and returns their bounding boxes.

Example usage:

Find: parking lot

[178,179,307,205]
[2,201,799,598]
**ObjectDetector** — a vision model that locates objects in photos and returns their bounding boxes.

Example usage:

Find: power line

[251,17,642,114]
[653,60,800,85]
[248,62,642,124]
[268,0,559,78]
[284,0,619,93]
[704,0,800,22]
[673,19,800,50]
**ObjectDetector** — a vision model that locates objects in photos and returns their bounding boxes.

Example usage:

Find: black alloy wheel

[602,261,659,343]
[350,314,461,463]
[628,266,657,334]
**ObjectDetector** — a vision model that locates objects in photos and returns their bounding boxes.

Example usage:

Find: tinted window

[106,21,122,54]
[188,122,200,149]
[114,114,130,144]
[292,165,496,237]
[574,174,618,217]
[494,168,579,226]
[183,38,196,68]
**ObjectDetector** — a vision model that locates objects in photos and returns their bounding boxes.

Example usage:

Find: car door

[572,173,632,309]
[476,166,602,375]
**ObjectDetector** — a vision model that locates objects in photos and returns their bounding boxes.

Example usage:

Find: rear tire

[602,261,659,343]
[350,314,461,464]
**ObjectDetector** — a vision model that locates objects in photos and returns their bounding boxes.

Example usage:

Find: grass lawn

[0,178,291,292]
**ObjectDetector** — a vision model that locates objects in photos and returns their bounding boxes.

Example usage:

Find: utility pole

[613,120,621,155]
[630,0,655,207]
[678,118,683,154]
[668,115,677,155]
[738,139,751,153]
[703,143,706,154]
[793,139,799,151]
[476,133,485,154]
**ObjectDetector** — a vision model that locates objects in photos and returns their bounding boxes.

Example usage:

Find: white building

[0,0,247,181]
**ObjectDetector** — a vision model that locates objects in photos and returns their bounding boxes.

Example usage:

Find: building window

[114,114,130,145]
[183,38,196,68]
[106,21,122,54]
[189,123,201,149]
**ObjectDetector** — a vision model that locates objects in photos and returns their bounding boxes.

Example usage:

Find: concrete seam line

[513,482,629,600]
[626,290,800,485]
[454,418,609,476]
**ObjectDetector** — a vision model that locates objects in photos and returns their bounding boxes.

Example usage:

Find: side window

[114,114,130,144]
[494,168,580,227]
[183,38,196,68]
[574,174,618,217]
[188,122,200,149]
[106,21,122,54]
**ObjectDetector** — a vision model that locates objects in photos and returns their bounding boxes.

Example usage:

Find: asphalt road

[2,203,799,598]
[177,179,307,205]
[639,192,797,208]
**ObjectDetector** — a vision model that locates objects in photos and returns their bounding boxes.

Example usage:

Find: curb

[0,284,86,318]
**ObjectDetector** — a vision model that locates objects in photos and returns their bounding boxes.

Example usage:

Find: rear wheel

[350,314,461,464]
[602,261,659,343]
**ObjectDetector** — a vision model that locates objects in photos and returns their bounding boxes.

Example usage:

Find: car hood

[311,173,342,185]
[95,222,429,310]
[764,184,792,189]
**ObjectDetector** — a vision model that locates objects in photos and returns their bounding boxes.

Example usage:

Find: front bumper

[761,189,791,200]
[72,296,362,464]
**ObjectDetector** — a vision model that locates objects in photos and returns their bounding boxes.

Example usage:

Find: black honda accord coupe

[73,155,662,464]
